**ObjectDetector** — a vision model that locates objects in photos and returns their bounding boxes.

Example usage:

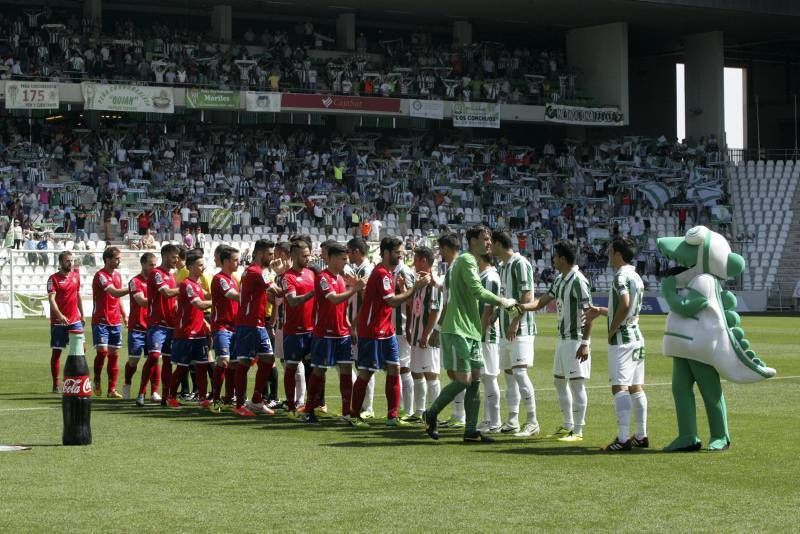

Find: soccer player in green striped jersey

[405,246,443,421]
[394,255,417,418]
[517,240,593,442]
[346,238,376,418]
[424,227,517,443]
[476,253,503,433]
[490,230,541,438]
[585,237,649,451]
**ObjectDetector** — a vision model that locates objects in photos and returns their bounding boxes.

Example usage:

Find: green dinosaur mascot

[657,225,776,452]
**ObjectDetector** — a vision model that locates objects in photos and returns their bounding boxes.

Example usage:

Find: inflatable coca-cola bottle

[62,330,92,445]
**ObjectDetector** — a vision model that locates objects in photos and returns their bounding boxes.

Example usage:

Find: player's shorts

[441,333,482,373]
[357,336,400,372]
[553,339,591,380]
[147,325,174,356]
[397,334,412,368]
[127,329,148,358]
[92,323,122,349]
[310,336,352,368]
[410,346,441,374]
[171,338,210,367]
[608,343,645,386]
[50,321,84,349]
[234,326,273,360]
[283,332,313,364]
[499,336,534,369]
[274,328,284,360]
[212,329,235,359]
[481,342,500,376]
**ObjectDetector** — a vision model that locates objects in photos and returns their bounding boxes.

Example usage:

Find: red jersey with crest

[175,278,206,339]
[282,267,316,335]
[236,264,270,328]
[92,269,123,325]
[314,269,349,337]
[211,272,239,332]
[148,266,178,328]
[127,274,148,331]
[47,270,81,325]
[357,263,396,339]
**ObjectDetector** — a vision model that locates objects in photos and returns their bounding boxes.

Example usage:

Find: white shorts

[481,343,500,376]
[410,346,441,375]
[499,336,534,370]
[274,329,284,360]
[398,335,412,368]
[553,339,591,380]
[608,343,645,386]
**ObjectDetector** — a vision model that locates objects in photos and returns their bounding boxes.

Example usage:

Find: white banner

[4,81,60,110]
[409,99,444,120]
[81,83,174,113]
[544,103,624,126]
[452,102,499,128]
[245,91,282,112]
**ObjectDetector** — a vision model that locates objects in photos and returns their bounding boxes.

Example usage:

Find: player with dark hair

[122,252,157,400]
[345,237,376,418]
[47,251,84,392]
[92,246,130,398]
[210,245,241,411]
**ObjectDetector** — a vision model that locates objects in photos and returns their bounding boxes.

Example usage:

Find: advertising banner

[544,103,624,126]
[244,91,282,112]
[281,93,401,113]
[186,89,240,109]
[452,102,500,128]
[81,83,174,113]
[4,81,60,110]
[409,99,444,119]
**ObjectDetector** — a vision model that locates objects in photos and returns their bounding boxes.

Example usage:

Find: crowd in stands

[0,10,582,104]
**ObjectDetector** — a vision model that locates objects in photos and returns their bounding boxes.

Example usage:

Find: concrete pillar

[211,5,232,43]
[337,14,356,52]
[566,22,630,125]
[684,31,725,142]
[453,20,472,47]
[83,0,102,32]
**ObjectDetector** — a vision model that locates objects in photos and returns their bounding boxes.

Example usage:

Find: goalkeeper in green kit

[424,226,517,443]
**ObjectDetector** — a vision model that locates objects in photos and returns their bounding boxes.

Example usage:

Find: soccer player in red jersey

[168,250,213,409]
[232,239,280,417]
[210,245,240,411]
[47,251,84,392]
[302,242,365,424]
[122,252,157,400]
[136,243,180,406]
[281,238,317,413]
[91,246,130,398]
[349,236,430,427]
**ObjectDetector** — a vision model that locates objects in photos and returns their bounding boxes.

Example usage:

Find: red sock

[252,359,273,404]
[212,365,225,402]
[234,363,248,408]
[350,376,368,418]
[224,363,237,403]
[339,371,352,416]
[170,365,187,400]
[160,355,172,400]
[107,351,120,392]
[50,349,62,387]
[138,353,158,396]
[150,361,160,395]
[196,363,209,399]
[306,372,324,412]
[284,366,297,410]
[124,362,136,385]
[386,374,401,419]
[93,349,108,385]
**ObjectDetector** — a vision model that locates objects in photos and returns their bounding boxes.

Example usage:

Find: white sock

[513,367,538,425]
[614,390,632,442]
[504,371,520,422]
[554,377,573,430]
[400,372,414,414]
[631,390,648,439]
[426,379,440,409]
[363,373,375,412]
[295,362,306,406]
[481,373,501,427]
[413,378,426,414]
[452,390,465,422]
[569,379,588,435]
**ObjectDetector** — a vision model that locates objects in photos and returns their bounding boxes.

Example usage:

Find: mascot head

[657,225,744,280]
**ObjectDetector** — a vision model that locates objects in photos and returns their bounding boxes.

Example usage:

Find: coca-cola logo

[63,376,92,397]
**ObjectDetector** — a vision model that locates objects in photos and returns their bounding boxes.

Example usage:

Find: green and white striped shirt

[410,283,442,346]
[346,260,373,326]
[393,263,416,335]
[548,265,592,341]
[480,266,501,344]
[499,253,537,337]
[608,264,645,346]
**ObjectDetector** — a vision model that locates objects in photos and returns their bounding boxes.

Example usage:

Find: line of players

[46,227,649,450]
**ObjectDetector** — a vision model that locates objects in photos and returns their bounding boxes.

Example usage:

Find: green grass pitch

[0,315,798,532]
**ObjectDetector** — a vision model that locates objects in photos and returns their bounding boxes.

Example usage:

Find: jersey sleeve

[380,272,395,299]
[98,272,110,288]
[128,278,142,296]
[547,278,558,298]
[319,273,335,298]
[47,275,57,295]
[282,273,296,295]
[576,276,592,309]
[613,273,628,295]
[153,270,167,290]
[518,260,533,292]
[184,282,200,302]
[430,286,442,310]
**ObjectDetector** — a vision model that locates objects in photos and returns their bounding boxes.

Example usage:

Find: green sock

[464,380,481,433]
[428,380,468,418]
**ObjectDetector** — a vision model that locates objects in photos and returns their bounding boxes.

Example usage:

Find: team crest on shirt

[382,276,392,291]
[320,277,330,292]
[99,273,110,286]
[47,278,54,293]
[219,278,230,292]
[154,272,163,285]
[186,285,194,298]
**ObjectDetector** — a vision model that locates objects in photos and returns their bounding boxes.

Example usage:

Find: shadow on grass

[473,445,663,456]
